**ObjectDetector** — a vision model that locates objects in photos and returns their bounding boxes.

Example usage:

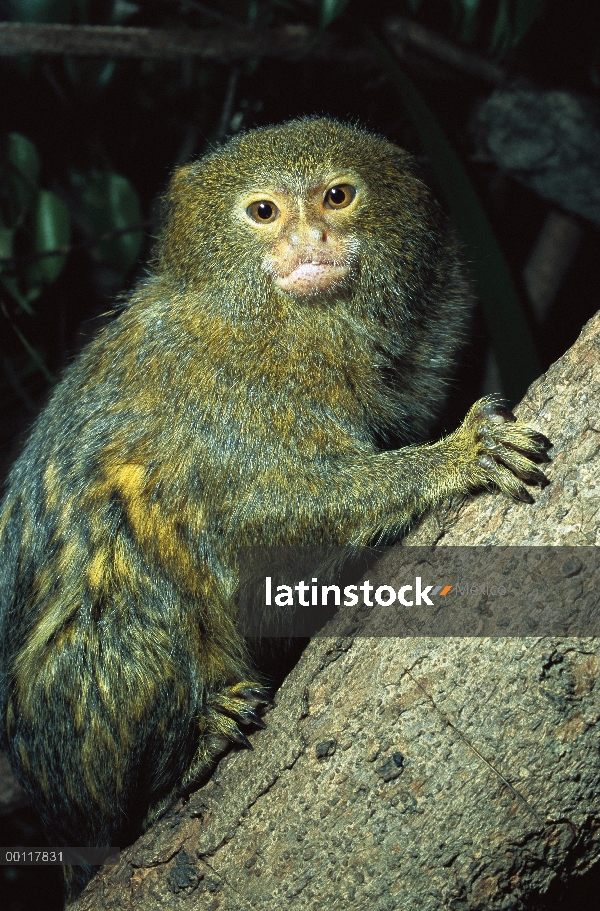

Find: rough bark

[68,311,600,910]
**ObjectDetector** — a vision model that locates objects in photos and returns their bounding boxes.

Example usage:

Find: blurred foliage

[0,129,142,331]
[324,0,554,57]
[444,0,547,55]
[320,0,352,28]
[70,170,143,272]
[0,0,598,404]
[0,132,71,314]
[367,32,542,401]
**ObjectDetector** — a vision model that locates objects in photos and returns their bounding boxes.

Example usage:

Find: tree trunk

[70,310,600,908]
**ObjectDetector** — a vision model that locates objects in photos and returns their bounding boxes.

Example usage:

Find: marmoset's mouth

[275,259,350,294]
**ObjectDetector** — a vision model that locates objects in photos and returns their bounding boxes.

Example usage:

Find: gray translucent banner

[1,847,119,865]
[237,546,600,637]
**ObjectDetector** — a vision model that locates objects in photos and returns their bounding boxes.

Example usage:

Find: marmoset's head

[156,117,448,310]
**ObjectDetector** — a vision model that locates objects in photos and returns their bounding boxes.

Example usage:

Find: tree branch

[384,16,508,86]
[0,22,371,64]
[0,17,509,89]
[70,313,600,909]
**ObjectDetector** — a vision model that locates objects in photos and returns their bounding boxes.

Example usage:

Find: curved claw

[530,450,552,464]
[244,710,267,729]
[230,728,253,749]
[480,402,516,423]
[241,687,276,707]
[514,486,535,504]
[463,397,552,505]
[529,431,553,450]
[492,452,550,487]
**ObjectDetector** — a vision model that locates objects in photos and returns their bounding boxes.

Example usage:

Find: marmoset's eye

[247,201,280,223]
[324,184,356,209]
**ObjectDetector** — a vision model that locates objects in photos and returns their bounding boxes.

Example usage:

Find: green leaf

[73,170,144,272]
[110,0,140,25]
[30,189,71,285]
[0,275,37,314]
[247,0,259,26]
[491,0,545,55]
[460,0,481,12]
[459,0,481,44]
[0,226,27,309]
[64,57,117,90]
[8,0,73,24]
[514,0,546,46]
[4,133,40,224]
[490,0,512,57]
[0,207,36,312]
[7,317,55,383]
[366,32,541,404]
[7,132,40,184]
[0,225,14,269]
[320,0,352,29]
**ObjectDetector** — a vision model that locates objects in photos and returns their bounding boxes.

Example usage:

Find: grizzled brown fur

[0,118,549,901]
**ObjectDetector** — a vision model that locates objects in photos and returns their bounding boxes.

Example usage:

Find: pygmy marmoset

[0,117,550,900]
